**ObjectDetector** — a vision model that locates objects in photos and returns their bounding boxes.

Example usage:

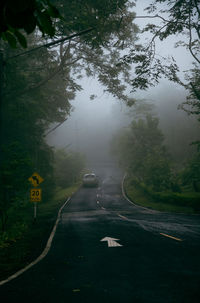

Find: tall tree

[120,0,200,115]
[0,1,139,230]
[112,115,171,191]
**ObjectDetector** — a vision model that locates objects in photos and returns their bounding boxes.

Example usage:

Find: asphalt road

[1,163,200,303]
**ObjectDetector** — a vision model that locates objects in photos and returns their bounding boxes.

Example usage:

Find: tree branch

[44,118,68,136]
[188,10,200,64]
[190,82,200,101]
[194,0,200,18]
[6,28,94,61]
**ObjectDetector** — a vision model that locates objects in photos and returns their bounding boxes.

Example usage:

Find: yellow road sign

[28,172,44,187]
[30,188,42,202]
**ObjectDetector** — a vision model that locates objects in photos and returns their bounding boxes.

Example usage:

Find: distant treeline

[111,109,200,210]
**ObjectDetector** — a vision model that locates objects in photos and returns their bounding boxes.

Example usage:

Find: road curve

[0,163,200,303]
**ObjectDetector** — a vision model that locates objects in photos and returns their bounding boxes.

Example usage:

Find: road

[1,163,200,303]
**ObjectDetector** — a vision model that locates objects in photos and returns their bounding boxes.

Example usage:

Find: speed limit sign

[30,188,42,202]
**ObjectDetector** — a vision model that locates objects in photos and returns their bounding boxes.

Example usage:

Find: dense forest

[111,93,200,212]
[0,0,138,236]
[0,0,199,252]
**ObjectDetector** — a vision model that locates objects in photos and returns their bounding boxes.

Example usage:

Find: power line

[6,28,94,61]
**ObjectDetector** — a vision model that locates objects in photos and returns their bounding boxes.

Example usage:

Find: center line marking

[160,233,183,242]
[117,214,128,220]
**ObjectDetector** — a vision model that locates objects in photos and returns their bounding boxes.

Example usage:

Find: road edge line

[121,173,153,211]
[0,197,71,286]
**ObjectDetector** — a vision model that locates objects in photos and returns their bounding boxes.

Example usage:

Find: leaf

[47,5,61,18]
[23,15,36,34]
[2,31,17,48]
[90,94,97,100]
[15,30,27,48]
[37,11,55,36]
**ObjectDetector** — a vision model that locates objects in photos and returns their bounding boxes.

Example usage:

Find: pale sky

[47,0,197,161]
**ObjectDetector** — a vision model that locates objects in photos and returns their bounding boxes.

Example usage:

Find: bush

[54,149,85,188]
[129,177,200,211]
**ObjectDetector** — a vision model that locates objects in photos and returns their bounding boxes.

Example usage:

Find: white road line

[0,197,71,286]
[101,207,106,210]
[121,173,154,212]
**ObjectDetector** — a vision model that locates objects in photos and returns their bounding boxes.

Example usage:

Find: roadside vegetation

[112,102,200,214]
[0,148,84,281]
[0,0,137,280]
[0,0,199,281]
[124,176,200,214]
[0,0,137,233]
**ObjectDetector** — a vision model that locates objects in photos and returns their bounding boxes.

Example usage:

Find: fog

[47,1,199,166]
[47,79,199,167]
[47,77,129,163]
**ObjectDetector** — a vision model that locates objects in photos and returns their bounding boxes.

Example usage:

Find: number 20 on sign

[30,188,42,202]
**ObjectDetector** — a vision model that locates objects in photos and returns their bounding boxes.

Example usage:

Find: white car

[83,173,98,187]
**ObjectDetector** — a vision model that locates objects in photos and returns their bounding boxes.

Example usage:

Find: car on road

[82,173,98,187]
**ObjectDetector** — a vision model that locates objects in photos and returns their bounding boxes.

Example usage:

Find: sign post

[28,173,44,222]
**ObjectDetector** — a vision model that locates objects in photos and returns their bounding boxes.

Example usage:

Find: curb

[0,197,71,286]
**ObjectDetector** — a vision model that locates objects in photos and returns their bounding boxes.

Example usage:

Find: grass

[124,178,198,214]
[0,183,80,281]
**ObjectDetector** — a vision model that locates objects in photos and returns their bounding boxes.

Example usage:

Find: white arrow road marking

[101,237,123,247]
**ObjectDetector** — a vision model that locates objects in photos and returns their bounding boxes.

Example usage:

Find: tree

[119,0,200,114]
[54,149,85,188]
[0,0,61,48]
[181,146,200,192]
[0,1,139,230]
[112,115,172,191]
[0,34,72,230]
[178,64,200,119]
[45,0,138,104]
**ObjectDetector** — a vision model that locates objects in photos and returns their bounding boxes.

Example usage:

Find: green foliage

[120,47,180,92]
[55,0,136,48]
[47,0,138,103]
[0,34,73,230]
[0,0,61,48]
[113,114,172,191]
[125,176,199,213]
[120,0,200,116]
[0,1,139,230]
[54,149,85,188]
[181,146,200,192]
[0,184,78,280]
[179,64,200,118]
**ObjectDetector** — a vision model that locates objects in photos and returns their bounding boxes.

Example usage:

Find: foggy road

[1,163,200,303]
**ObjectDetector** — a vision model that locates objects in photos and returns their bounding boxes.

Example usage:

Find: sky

[47,0,198,163]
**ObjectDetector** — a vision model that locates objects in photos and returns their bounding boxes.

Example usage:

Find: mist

[47,77,131,164]
[46,1,199,167]
[1,0,200,295]
[47,80,199,168]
